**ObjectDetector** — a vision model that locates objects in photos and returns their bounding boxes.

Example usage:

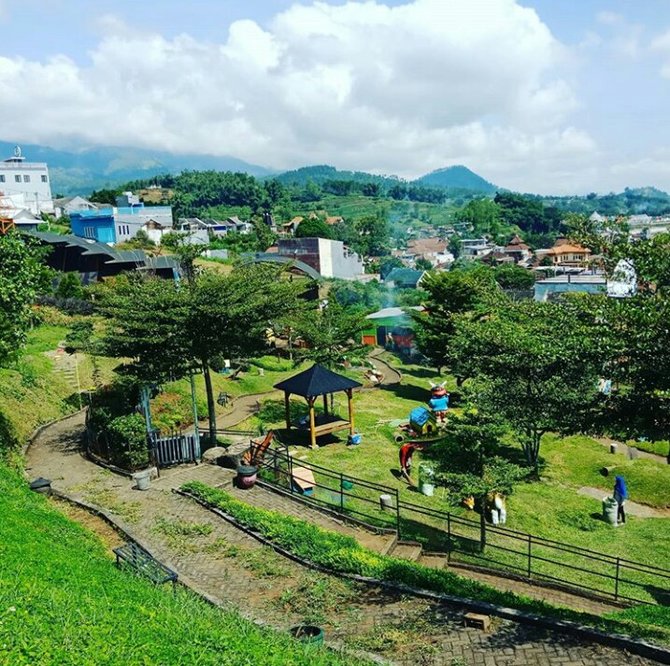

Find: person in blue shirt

[613,475,628,525]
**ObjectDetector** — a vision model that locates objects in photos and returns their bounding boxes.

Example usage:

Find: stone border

[177,488,670,665]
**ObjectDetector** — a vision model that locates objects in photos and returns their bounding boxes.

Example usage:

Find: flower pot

[133,470,151,491]
[236,465,258,489]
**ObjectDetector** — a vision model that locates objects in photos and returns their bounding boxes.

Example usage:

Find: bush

[106,413,148,469]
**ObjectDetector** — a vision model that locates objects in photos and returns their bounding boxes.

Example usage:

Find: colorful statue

[428,382,449,422]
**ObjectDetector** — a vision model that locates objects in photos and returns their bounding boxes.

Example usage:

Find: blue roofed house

[70,208,116,243]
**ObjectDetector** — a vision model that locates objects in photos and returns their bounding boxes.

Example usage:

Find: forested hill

[415,165,497,193]
[274,163,497,194]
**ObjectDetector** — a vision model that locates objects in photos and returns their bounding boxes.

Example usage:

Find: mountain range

[0,140,499,196]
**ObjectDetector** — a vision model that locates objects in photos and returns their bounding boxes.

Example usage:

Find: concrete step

[389,540,423,562]
[417,552,448,570]
[357,531,397,555]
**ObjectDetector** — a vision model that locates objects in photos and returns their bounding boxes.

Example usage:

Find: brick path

[23,414,664,665]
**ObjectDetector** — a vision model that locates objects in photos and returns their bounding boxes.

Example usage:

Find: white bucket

[379,494,393,511]
[134,470,151,491]
[420,483,434,497]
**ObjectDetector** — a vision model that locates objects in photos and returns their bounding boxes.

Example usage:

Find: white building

[0,146,53,215]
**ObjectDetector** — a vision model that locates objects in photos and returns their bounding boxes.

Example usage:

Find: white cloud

[0,0,599,192]
[651,28,670,78]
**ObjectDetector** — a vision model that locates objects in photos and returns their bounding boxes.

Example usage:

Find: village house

[536,237,592,268]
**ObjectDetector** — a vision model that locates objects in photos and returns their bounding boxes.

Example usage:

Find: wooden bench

[113,542,178,589]
[312,419,350,437]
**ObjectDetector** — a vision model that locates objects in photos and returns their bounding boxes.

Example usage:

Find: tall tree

[412,266,500,375]
[0,233,52,365]
[451,300,601,472]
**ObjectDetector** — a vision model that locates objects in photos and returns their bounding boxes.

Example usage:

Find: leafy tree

[451,300,601,471]
[361,182,382,197]
[494,264,535,290]
[412,267,499,374]
[415,257,433,271]
[295,216,332,239]
[379,257,404,280]
[455,198,502,237]
[0,233,52,364]
[448,235,462,259]
[89,188,121,205]
[55,272,86,300]
[429,409,527,549]
[355,214,389,257]
[290,299,366,368]
[252,218,277,252]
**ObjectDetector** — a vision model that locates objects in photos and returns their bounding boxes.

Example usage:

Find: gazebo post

[346,388,355,435]
[322,393,329,416]
[284,391,291,430]
[308,397,317,449]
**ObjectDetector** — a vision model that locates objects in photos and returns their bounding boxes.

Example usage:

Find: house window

[0,175,4,182]
[15,175,21,183]
[41,175,48,183]
[23,175,30,183]
[84,227,95,239]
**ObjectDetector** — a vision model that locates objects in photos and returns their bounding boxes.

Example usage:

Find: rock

[202,446,228,464]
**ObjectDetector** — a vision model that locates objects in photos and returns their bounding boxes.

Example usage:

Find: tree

[186,264,305,442]
[0,233,52,364]
[412,266,500,374]
[295,216,332,239]
[448,235,462,260]
[429,409,527,549]
[494,264,535,290]
[455,198,502,237]
[355,214,389,257]
[450,300,601,472]
[55,272,86,300]
[290,299,366,368]
[415,257,433,271]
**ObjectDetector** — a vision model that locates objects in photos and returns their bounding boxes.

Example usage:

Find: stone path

[368,349,403,387]
[597,438,669,466]
[22,413,666,665]
[577,487,670,518]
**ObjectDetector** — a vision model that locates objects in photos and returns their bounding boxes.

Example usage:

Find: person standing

[613,475,628,525]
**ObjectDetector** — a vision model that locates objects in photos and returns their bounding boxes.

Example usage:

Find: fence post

[614,557,621,601]
[527,535,532,578]
[340,472,344,512]
[446,513,451,563]
[395,489,401,539]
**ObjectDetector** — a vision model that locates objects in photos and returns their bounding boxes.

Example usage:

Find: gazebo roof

[274,364,361,398]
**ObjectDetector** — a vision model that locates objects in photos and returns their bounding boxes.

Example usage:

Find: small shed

[362,306,423,351]
[274,364,362,449]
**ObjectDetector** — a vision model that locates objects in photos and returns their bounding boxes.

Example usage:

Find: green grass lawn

[0,465,361,666]
[238,354,670,604]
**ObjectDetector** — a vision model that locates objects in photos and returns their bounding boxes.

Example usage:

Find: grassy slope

[0,466,356,666]
[0,322,118,449]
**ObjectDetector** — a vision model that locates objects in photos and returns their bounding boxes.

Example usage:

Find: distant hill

[415,165,497,193]
[0,141,273,196]
[274,164,399,187]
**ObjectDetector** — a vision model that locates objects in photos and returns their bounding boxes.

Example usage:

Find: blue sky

[1,0,670,194]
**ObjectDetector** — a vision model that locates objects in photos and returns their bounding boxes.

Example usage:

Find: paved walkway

[22,413,665,665]
[596,438,669,466]
[577,487,670,518]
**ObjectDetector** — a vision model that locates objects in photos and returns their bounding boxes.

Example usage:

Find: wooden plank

[291,466,316,491]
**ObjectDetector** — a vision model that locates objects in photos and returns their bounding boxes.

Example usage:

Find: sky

[1,0,670,194]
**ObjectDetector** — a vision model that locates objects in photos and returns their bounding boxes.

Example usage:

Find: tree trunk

[522,430,542,477]
[202,361,217,445]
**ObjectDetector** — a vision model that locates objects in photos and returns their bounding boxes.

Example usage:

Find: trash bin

[603,496,618,525]
[134,469,151,491]
[236,465,258,489]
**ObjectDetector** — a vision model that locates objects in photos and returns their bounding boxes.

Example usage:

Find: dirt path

[368,348,402,387]
[21,415,667,665]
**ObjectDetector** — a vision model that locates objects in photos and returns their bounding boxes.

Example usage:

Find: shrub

[106,413,148,469]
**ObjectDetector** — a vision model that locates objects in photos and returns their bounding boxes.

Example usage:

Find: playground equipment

[241,430,275,466]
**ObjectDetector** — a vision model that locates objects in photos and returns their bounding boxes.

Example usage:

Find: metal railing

[256,447,670,606]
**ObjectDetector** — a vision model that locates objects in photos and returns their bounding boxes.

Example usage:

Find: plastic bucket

[420,483,435,497]
[379,494,393,511]
[134,470,151,491]
[348,433,362,446]
[290,625,324,645]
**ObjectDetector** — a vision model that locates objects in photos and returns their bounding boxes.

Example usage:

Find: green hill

[415,165,497,193]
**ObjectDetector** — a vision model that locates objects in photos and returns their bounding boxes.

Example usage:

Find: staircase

[377,534,449,570]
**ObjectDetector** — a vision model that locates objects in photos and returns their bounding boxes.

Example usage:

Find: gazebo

[274,364,362,449]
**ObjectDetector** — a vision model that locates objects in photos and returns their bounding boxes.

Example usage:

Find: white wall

[0,161,53,215]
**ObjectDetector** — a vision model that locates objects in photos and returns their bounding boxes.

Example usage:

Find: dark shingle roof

[274,364,361,397]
